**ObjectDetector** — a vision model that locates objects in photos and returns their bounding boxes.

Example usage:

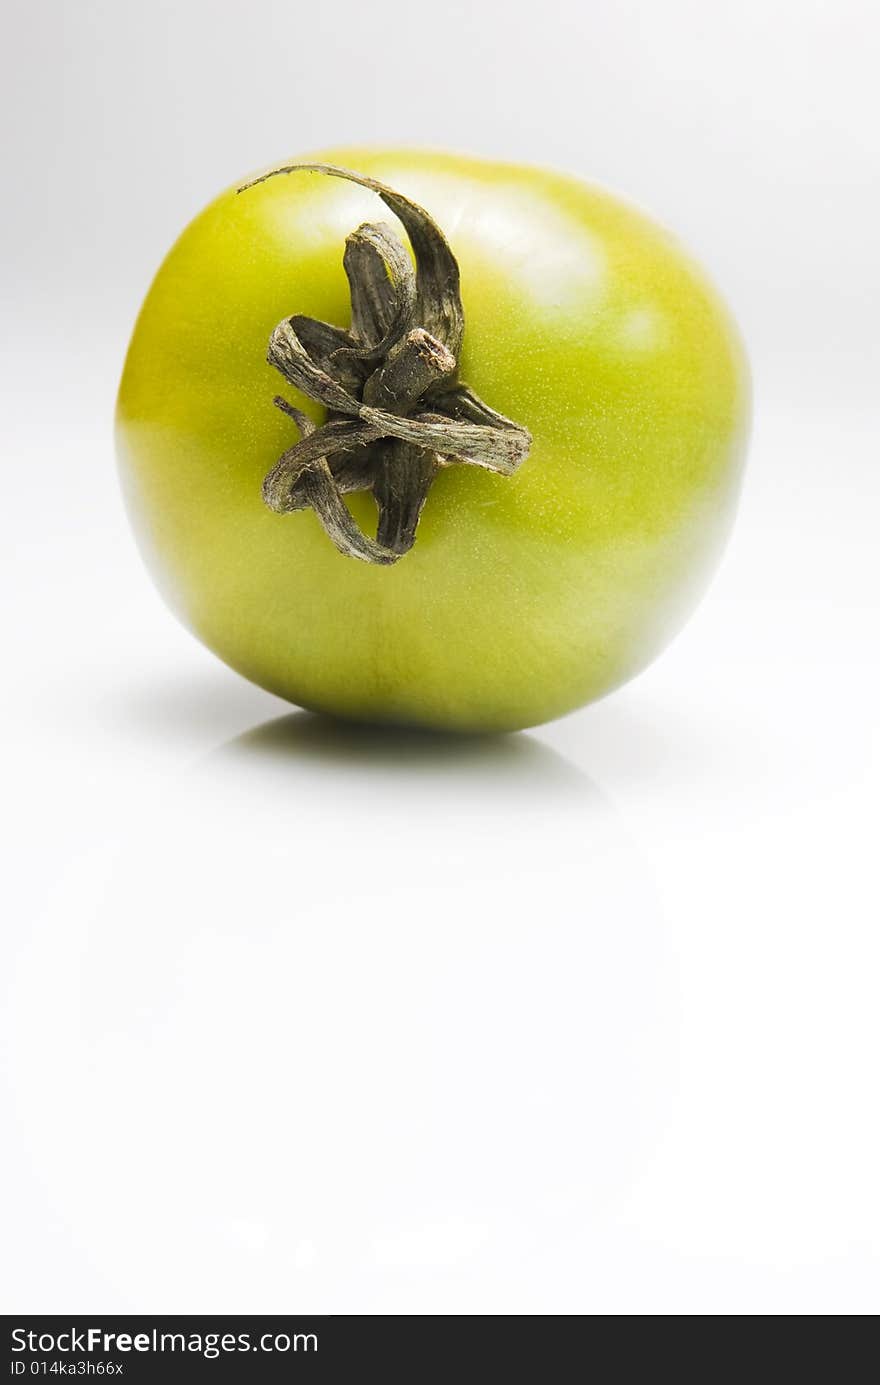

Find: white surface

[2,0,879,1315]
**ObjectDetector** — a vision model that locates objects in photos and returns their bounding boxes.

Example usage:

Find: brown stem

[239,163,532,564]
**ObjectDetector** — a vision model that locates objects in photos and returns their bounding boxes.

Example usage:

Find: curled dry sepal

[237,164,532,564]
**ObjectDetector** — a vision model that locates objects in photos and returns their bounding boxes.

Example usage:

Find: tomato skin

[116,148,749,733]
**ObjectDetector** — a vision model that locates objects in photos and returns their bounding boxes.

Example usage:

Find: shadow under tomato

[216,709,595,796]
[113,671,588,791]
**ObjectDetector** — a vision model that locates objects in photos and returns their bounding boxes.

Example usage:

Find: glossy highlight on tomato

[116,148,750,732]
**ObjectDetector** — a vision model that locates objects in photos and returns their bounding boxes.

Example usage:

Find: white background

[2,0,878,1314]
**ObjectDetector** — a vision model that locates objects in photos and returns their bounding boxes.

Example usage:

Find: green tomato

[116,148,749,733]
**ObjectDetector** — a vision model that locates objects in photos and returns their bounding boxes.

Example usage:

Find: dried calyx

[237,163,532,564]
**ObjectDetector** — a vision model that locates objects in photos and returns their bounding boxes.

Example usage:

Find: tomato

[116,148,749,733]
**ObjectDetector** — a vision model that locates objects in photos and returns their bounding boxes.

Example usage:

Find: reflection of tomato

[116,148,749,732]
